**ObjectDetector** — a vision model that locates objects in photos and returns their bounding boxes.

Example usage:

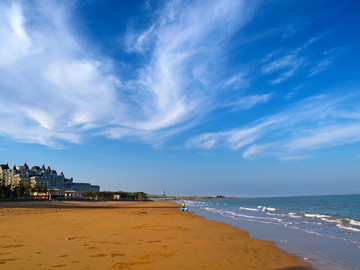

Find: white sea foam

[288,212,302,218]
[204,207,284,224]
[267,212,287,217]
[239,207,259,211]
[305,213,333,220]
[337,223,360,232]
[189,196,360,264]
[320,217,339,223]
[304,221,323,225]
[349,219,360,227]
[256,206,277,212]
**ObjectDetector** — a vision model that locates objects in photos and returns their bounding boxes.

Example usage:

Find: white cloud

[287,124,360,151]
[262,54,297,74]
[187,121,270,150]
[308,58,332,77]
[243,144,270,159]
[0,2,32,66]
[189,92,360,160]
[278,155,312,162]
[261,35,325,84]
[0,0,258,147]
[187,132,223,150]
[222,73,248,90]
[262,53,305,84]
[226,93,272,111]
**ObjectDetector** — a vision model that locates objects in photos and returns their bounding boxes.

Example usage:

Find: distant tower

[161,189,166,196]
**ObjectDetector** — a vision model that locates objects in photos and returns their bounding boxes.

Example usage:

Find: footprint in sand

[0,258,19,264]
[90,254,107,257]
[147,240,161,243]
[2,244,24,248]
[111,253,125,257]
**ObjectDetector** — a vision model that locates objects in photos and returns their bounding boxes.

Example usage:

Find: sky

[1,0,360,197]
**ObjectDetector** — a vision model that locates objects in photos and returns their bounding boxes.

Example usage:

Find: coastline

[184,197,360,270]
[0,200,313,269]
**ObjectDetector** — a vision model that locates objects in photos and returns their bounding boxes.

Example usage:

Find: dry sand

[0,200,314,269]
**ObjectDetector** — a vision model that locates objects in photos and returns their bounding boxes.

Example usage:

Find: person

[181,201,185,211]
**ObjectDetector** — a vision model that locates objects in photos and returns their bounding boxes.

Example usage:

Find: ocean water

[181,194,360,270]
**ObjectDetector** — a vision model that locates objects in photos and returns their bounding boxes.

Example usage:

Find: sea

[180,194,360,270]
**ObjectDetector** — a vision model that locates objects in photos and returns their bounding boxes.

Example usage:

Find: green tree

[42,184,48,194]
[23,184,31,198]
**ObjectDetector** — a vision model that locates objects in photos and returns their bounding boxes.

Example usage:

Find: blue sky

[1,0,360,196]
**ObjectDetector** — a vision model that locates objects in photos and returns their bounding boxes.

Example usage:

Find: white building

[0,161,100,198]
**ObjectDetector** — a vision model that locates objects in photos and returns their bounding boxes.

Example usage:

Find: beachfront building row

[0,161,100,199]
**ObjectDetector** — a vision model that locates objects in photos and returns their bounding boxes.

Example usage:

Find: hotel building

[0,161,100,199]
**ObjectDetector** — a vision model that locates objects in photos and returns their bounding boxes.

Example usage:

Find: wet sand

[0,200,314,269]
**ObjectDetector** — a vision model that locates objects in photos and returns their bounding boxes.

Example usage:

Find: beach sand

[0,200,314,269]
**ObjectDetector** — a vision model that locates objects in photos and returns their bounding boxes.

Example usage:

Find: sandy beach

[0,200,313,269]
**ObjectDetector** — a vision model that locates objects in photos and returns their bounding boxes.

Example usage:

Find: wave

[337,223,360,232]
[202,207,284,223]
[349,219,360,227]
[239,207,259,211]
[239,205,360,232]
[257,206,277,212]
[289,212,302,218]
[184,200,360,241]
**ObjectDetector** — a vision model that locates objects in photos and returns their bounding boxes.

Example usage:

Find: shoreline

[184,197,360,270]
[0,200,313,269]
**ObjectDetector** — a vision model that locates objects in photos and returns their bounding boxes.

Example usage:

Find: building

[0,161,100,199]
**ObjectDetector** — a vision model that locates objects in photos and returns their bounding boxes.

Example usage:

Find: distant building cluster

[0,161,100,199]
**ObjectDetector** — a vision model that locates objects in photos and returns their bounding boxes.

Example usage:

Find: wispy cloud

[242,144,270,159]
[278,155,313,162]
[308,58,332,77]
[261,35,326,84]
[285,85,303,100]
[287,124,360,151]
[0,0,258,147]
[262,53,305,85]
[226,93,272,111]
[188,92,360,160]
[0,1,121,147]
[222,73,248,90]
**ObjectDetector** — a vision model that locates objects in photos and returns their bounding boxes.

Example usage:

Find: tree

[42,184,48,194]
[23,184,31,198]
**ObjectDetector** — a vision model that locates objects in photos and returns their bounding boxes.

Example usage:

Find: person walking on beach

[181,201,185,211]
